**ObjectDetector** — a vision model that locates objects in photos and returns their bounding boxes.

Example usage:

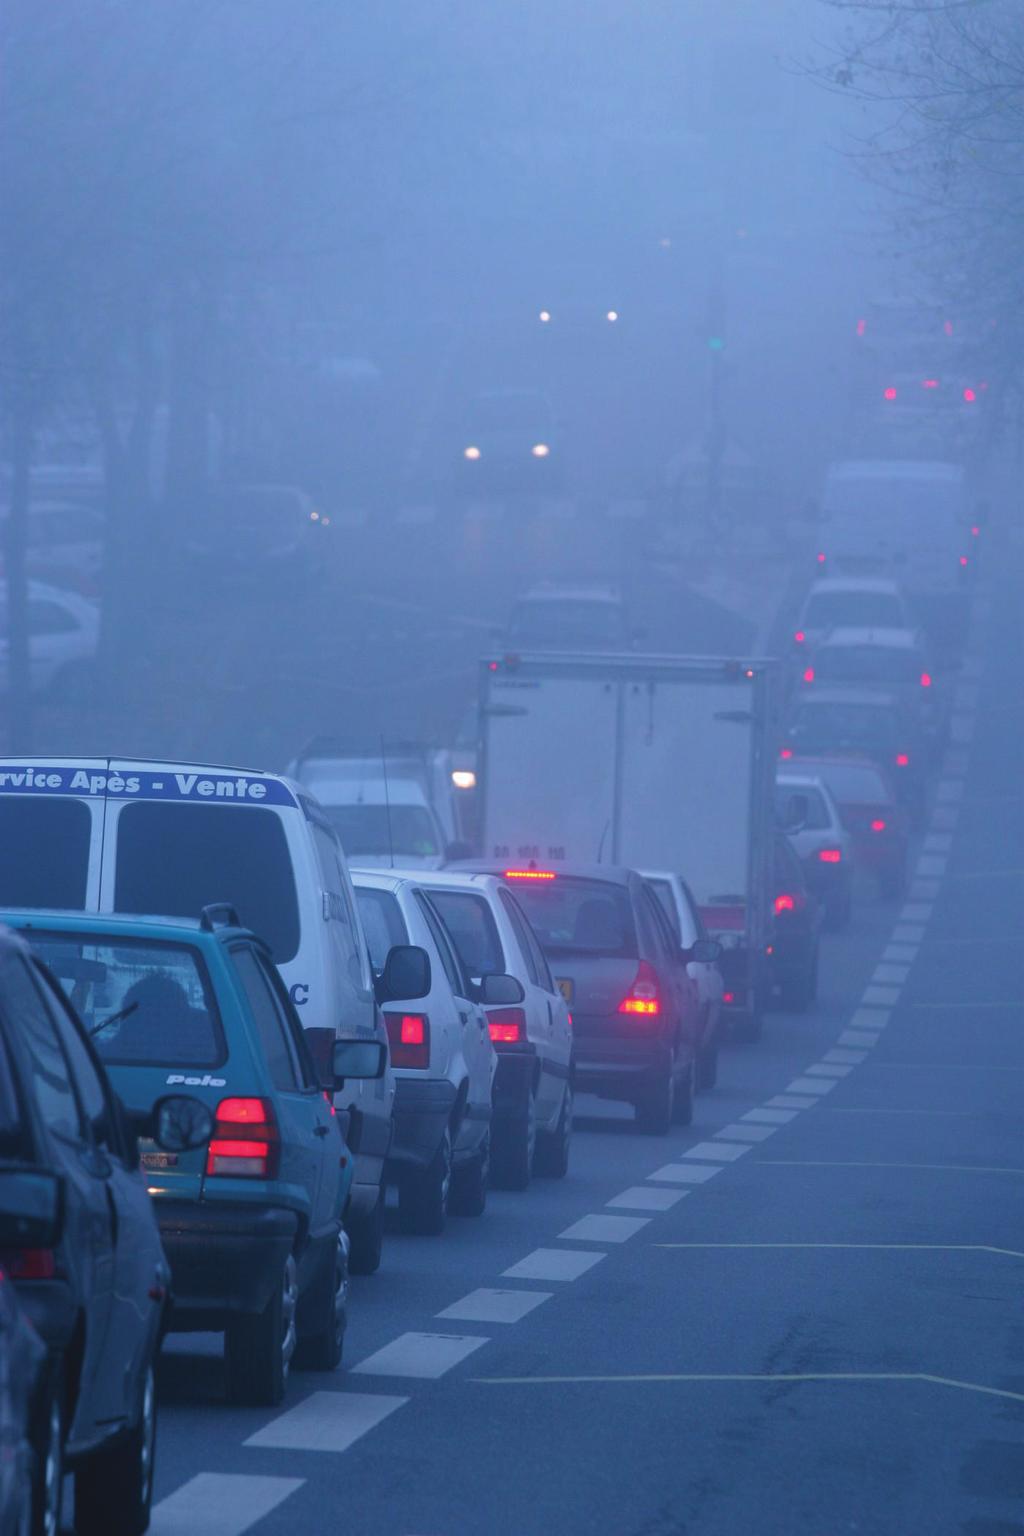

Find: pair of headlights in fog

[463,444,550,460]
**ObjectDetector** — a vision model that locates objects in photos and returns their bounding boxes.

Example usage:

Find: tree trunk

[5,390,34,751]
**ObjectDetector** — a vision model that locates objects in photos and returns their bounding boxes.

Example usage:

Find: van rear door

[0,758,107,910]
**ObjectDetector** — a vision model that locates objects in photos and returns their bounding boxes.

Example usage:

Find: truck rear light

[487,1007,526,1044]
[618,959,660,1016]
[779,747,794,760]
[793,630,806,644]
[920,672,932,687]
[207,1097,278,1179]
[895,753,910,767]
[503,869,556,880]
[385,1012,430,1069]
[871,818,887,832]
[818,848,841,863]
[774,893,796,914]
[802,667,815,683]
[2,1249,56,1280]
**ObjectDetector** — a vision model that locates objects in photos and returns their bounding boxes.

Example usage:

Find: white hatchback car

[0,580,98,698]
[792,578,914,656]
[416,870,574,1189]
[353,870,499,1235]
[641,872,725,1088]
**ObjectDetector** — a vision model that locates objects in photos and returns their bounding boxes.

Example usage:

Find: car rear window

[354,887,409,970]
[790,701,896,752]
[30,932,224,1068]
[0,798,91,910]
[325,804,440,859]
[114,803,300,962]
[812,763,892,803]
[815,646,923,687]
[804,593,904,629]
[425,890,505,977]
[510,878,637,959]
[508,603,623,648]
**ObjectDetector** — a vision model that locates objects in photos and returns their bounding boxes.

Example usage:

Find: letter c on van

[289,983,310,1006]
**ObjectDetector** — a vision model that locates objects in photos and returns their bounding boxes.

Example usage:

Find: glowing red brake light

[618,960,660,1018]
[818,848,841,864]
[963,387,976,403]
[487,1007,525,1044]
[503,869,556,880]
[959,555,969,567]
[774,893,796,914]
[207,1097,278,1178]
[920,672,932,688]
[971,525,980,537]
[793,630,806,644]
[895,753,910,767]
[779,747,793,760]
[816,552,826,564]
[802,667,815,684]
[723,991,735,1004]
[883,386,897,401]
[922,379,938,389]
[3,1249,56,1280]
[385,1012,430,1069]
[870,818,887,832]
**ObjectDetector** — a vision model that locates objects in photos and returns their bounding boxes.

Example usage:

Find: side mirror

[152,1095,215,1152]
[332,1038,387,1085]
[376,944,431,1002]
[689,938,723,964]
[445,839,475,862]
[474,972,525,1006]
[0,1167,63,1249]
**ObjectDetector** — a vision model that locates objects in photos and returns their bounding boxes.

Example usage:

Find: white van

[0,757,397,1272]
[817,459,969,595]
[290,751,450,869]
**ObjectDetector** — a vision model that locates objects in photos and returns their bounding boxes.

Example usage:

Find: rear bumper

[157,1200,299,1328]
[572,1031,673,1100]
[388,1078,457,1173]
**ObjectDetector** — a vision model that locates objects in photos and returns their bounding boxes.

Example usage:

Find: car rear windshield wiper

[90,1001,138,1038]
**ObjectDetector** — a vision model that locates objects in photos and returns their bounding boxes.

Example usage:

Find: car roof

[798,686,899,706]
[0,908,259,947]
[776,772,830,792]
[806,577,905,597]
[819,627,919,649]
[349,869,418,894]
[449,860,635,888]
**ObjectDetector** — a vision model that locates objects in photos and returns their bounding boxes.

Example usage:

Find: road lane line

[883,944,918,962]
[352,1333,489,1379]
[742,1107,799,1123]
[839,1030,880,1047]
[909,879,941,900]
[683,1140,751,1161]
[873,964,910,984]
[558,1214,652,1242]
[714,1123,779,1142]
[806,1064,852,1078]
[606,1185,689,1210]
[437,1289,552,1324]
[850,1008,890,1029]
[900,903,933,921]
[149,1475,305,1534]
[765,1093,818,1108]
[759,1160,1024,1176]
[647,1162,723,1184]
[823,1049,867,1065]
[472,1371,1024,1402]
[910,999,1024,1010]
[245,1391,408,1452]
[862,985,901,1006]
[653,1242,1024,1259]
[785,1077,837,1095]
[892,924,925,942]
[502,1249,606,1282]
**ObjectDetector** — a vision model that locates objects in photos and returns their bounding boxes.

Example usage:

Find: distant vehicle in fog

[0,579,98,699]
[457,388,562,493]
[291,747,453,867]
[782,756,909,898]
[0,502,104,597]
[792,577,915,654]
[782,686,927,824]
[183,482,326,588]
[801,626,946,750]
[775,770,853,929]
[502,584,633,651]
[768,830,824,1012]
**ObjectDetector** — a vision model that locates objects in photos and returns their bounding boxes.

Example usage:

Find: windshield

[789,701,898,754]
[804,592,905,629]
[33,932,224,1067]
[815,646,924,687]
[325,804,440,858]
[808,762,893,803]
[509,878,637,958]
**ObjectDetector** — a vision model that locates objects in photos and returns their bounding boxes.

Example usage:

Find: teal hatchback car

[5,903,385,1406]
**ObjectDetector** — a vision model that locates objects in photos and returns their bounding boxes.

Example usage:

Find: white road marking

[683,1140,750,1162]
[437,1289,552,1325]
[766,1094,818,1109]
[558,1214,651,1243]
[149,1475,304,1534]
[862,985,901,1007]
[806,1064,852,1078]
[352,1332,489,1379]
[937,780,965,802]
[716,1123,779,1142]
[850,1008,890,1030]
[742,1107,799,1124]
[932,805,960,830]
[900,903,933,922]
[839,1029,881,1047]
[245,1391,407,1452]
[923,833,954,852]
[873,964,910,985]
[648,1161,723,1184]
[883,944,919,963]
[606,1185,689,1211]
[502,1248,606,1282]
[823,1049,868,1065]
[916,855,948,878]
[909,879,941,900]
[786,1077,838,1096]
[892,924,925,943]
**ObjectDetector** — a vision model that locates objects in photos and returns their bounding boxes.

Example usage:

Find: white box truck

[477,651,779,1039]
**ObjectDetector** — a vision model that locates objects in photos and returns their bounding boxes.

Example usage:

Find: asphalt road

[131,533,1023,1534]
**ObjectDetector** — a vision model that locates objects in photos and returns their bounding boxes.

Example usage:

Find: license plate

[140,1152,178,1170]
[556,977,574,1003]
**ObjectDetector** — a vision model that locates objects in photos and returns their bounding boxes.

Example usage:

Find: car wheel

[491,1092,536,1190]
[30,1375,63,1536]
[294,1229,348,1372]
[347,1187,385,1275]
[450,1132,490,1217]
[399,1128,452,1235]
[226,1252,298,1407]
[534,1083,573,1179]
[75,1360,156,1536]
[696,1037,718,1090]
[672,1057,695,1124]
[635,1068,674,1135]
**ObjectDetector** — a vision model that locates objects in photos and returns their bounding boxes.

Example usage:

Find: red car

[782,756,908,898]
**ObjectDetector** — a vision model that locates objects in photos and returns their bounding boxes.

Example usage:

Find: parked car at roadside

[775,771,854,929]
[0,580,98,700]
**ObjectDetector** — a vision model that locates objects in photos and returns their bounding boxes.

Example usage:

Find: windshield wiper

[90,1001,138,1038]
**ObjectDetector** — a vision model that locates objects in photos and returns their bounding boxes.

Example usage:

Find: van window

[0,798,91,909]
[114,803,300,963]
[324,804,440,860]
[354,887,408,970]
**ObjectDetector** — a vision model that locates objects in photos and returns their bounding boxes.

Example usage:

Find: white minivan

[0,757,402,1273]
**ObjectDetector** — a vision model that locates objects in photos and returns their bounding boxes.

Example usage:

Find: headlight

[464,446,481,461]
[531,443,550,458]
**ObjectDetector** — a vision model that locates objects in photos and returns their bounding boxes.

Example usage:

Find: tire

[294,1230,348,1372]
[635,1067,674,1135]
[450,1132,489,1217]
[30,1374,64,1536]
[75,1361,157,1536]
[672,1058,695,1125]
[533,1083,573,1179]
[399,1129,451,1235]
[347,1187,385,1275]
[696,1037,718,1090]
[491,1093,536,1190]
[225,1252,298,1407]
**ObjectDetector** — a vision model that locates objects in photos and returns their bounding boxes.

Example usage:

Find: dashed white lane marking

[850,1008,890,1030]
[606,1185,689,1211]
[873,964,910,984]
[806,1064,852,1078]
[352,1333,489,1379]
[839,1029,881,1048]
[950,713,975,744]
[742,1107,799,1124]
[437,1289,552,1325]
[893,924,925,943]
[937,779,965,802]
[923,832,954,852]
[823,1049,868,1065]
[683,1140,751,1162]
[883,944,919,962]
[149,1474,304,1535]
[502,1248,606,1282]
[786,1077,837,1096]
[932,805,960,830]
[910,878,941,900]
[715,1123,779,1142]
[648,1161,723,1184]
[900,902,933,921]
[245,1391,407,1452]
[558,1213,651,1242]
[917,854,949,877]
[766,1093,818,1109]
[862,984,901,1006]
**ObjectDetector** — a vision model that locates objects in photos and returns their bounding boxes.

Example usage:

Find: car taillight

[816,552,826,564]
[779,747,794,760]
[206,1097,279,1179]
[385,1012,430,1069]
[618,960,660,1016]
[818,848,841,864]
[774,893,796,914]
[895,753,910,767]
[920,672,932,687]
[959,555,969,567]
[802,667,815,683]
[870,818,887,832]
[794,630,806,644]
[1,1249,56,1279]
[488,1007,526,1044]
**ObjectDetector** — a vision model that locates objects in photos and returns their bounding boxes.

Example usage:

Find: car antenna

[596,818,611,863]
[381,735,395,869]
